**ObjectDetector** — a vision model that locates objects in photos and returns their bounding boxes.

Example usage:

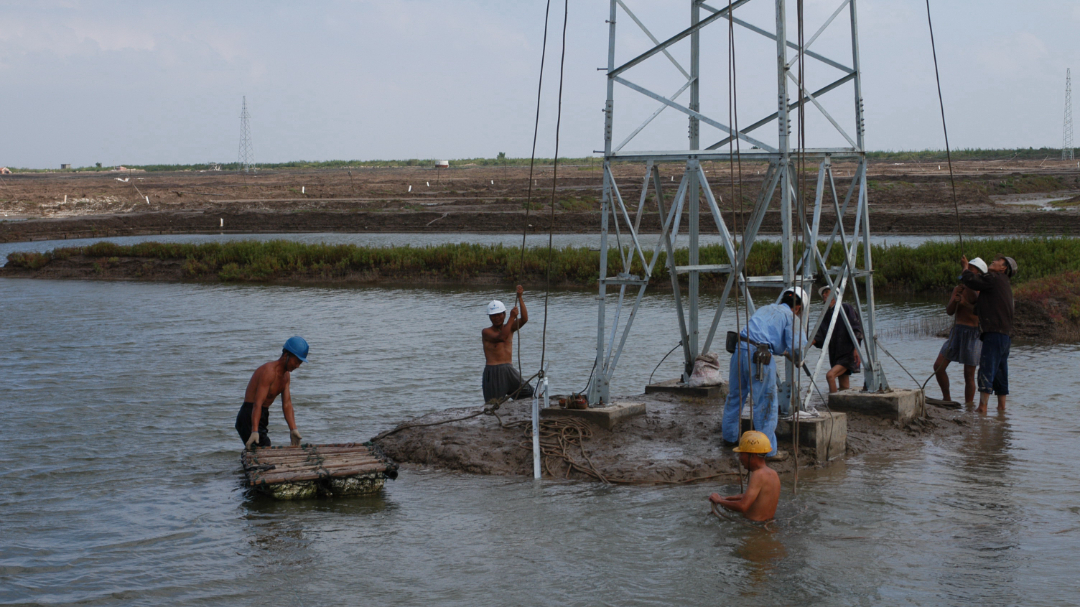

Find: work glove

[290,428,302,447]
[245,432,260,451]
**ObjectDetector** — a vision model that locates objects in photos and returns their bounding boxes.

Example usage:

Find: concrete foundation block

[644,378,727,400]
[541,401,645,430]
[740,411,847,462]
[827,388,924,424]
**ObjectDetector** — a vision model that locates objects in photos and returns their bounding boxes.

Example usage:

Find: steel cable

[925,0,965,255]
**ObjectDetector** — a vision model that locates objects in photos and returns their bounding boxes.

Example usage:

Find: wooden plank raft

[242,442,398,500]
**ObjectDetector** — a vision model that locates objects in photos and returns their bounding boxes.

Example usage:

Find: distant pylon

[238,96,256,173]
[1063,69,1074,161]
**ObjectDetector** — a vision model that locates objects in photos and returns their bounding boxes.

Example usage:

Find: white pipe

[532,377,547,480]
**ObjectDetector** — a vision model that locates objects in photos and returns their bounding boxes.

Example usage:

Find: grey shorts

[482,363,534,403]
[939,324,982,367]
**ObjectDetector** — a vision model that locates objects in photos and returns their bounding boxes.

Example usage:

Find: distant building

[60,163,71,170]
[436,160,449,169]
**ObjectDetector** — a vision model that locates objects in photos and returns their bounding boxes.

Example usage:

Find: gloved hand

[245,432,260,450]
[290,428,302,447]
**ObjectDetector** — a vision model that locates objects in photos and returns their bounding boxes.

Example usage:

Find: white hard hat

[968,257,988,274]
[778,286,808,305]
[487,300,507,315]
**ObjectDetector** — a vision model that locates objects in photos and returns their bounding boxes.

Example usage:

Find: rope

[727,0,750,493]
[370,372,540,442]
[539,0,569,374]
[925,0,964,255]
[516,0,554,382]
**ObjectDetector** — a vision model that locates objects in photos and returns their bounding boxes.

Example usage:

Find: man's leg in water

[933,353,951,401]
[723,348,751,444]
[963,364,977,405]
[750,361,779,457]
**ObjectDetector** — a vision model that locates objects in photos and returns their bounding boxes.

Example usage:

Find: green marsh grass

[8,237,1080,291]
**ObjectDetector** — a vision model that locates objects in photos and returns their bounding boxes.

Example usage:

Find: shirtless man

[236,336,308,450]
[933,258,984,406]
[708,431,780,522]
[481,285,534,403]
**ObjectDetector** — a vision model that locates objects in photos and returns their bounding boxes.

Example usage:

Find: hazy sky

[2,0,1078,168]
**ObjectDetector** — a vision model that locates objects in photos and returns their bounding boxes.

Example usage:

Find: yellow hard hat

[732,430,772,454]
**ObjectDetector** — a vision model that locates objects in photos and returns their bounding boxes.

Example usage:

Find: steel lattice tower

[238,96,256,173]
[589,0,889,405]
[1063,69,1074,161]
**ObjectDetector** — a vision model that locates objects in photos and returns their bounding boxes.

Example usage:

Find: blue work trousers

[977,332,1010,395]
[722,345,779,457]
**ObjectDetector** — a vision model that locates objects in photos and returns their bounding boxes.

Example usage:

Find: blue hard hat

[283,336,309,362]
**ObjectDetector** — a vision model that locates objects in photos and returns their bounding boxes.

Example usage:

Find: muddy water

[3,274,1080,604]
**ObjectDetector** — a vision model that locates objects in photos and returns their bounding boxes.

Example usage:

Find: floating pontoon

[242,442,398,500]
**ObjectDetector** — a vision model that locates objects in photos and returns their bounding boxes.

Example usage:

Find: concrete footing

[828,388,924,424]
[741,411,847,462]
[644,378,728,400]
[542,401,646,430]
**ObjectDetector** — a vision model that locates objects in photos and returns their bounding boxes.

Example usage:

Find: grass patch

[8,237,1080,291]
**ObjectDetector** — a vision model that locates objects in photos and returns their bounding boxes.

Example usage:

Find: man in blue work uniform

[722,287,805,460]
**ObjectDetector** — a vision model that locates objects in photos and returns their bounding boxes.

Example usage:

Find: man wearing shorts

[812,285,863,393]
[960,255,1017,414]
[933,258,984,406]
[481,285,534,403]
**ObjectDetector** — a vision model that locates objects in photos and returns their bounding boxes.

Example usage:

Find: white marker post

[408,185,412,192]
[531,376,548,480]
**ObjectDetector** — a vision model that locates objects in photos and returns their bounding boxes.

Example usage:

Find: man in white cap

[722,286,805,460]
[960,254,1017,414]
[481,284,533,403]
[932,257,985,406]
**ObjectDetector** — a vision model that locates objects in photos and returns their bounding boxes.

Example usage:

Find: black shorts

[235,401,271,446]
[482,363,534,402]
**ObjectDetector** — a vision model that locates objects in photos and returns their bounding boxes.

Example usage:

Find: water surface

[2,276,1078,605]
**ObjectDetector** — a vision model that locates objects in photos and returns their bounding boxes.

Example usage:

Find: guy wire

[540,0,569,373]
[516,0,554,381]
[924,0,964,255]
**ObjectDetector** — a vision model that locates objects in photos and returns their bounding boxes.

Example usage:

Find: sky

[1,0,1079,169]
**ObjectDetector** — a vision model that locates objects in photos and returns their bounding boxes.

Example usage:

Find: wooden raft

[242,442,398,500]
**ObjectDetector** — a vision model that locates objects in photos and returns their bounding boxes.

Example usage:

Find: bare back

[744,467,781,522]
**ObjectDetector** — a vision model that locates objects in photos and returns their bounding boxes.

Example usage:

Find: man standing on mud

[236,337,308,450]
[933,258,985,406]
[482,285,534,403]
[812,285,863,393]
[722,287,805,460]
[709,431,780,522]
[960,255,1017,414]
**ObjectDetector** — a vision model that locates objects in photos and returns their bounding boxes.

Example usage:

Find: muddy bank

[372,393,967,483]
[3,159,1080,243]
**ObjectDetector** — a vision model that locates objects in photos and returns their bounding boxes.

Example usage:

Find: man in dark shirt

[812,285,863,393]
[960,255,1017,414]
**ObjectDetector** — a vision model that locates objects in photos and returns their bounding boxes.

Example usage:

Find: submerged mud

[374,393,967,483]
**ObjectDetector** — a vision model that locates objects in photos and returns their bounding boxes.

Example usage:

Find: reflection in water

[944,414,1021,603]
[735,528,788,596]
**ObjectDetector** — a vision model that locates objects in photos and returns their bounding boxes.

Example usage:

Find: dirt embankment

[3,160,1080,243]
[372,393,967,483]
